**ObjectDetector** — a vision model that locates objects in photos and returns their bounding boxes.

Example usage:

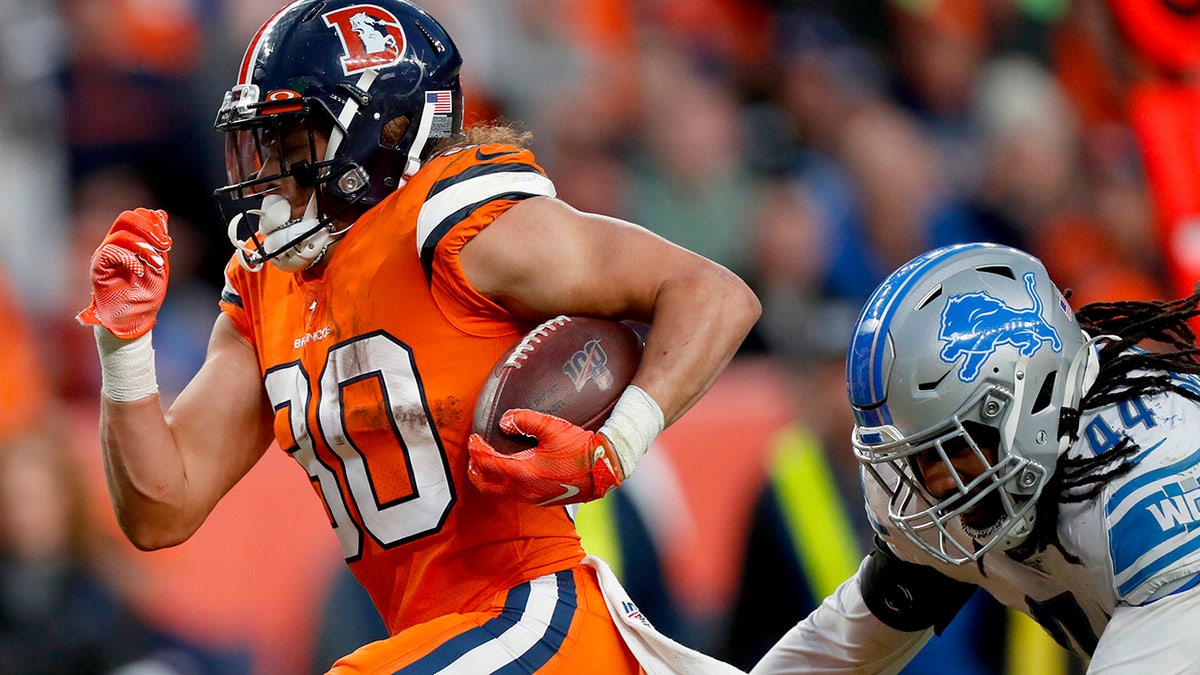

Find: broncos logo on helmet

[938,272,1063,383]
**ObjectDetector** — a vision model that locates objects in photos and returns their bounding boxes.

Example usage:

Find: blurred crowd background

[0,0,1192,673]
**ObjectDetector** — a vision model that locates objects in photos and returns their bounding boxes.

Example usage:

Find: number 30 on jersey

[264,332,456,560]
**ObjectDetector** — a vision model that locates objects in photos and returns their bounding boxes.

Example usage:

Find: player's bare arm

[99,314,274,551]
[78,208,273,549]
[460,195,761,426]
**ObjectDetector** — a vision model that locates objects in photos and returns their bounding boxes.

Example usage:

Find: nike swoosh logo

[476,148,519,162]
[536,483,580,507]
[135,242,166,269]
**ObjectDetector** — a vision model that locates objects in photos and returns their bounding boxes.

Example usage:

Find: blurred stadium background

[0,0,1192,673]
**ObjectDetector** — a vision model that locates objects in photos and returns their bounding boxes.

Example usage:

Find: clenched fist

[77,208,172,340]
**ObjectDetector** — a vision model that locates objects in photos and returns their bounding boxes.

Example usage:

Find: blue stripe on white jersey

[846,242,991,428]
[1105,440,1200,601]
[1168,371,1200,398]
[395,570,577,674]
[1107,440,1179,511]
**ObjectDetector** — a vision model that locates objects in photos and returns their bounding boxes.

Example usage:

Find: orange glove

[468,409,623,506]
[77,208,172,339]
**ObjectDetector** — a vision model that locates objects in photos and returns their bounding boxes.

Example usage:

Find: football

[472,315,644,454]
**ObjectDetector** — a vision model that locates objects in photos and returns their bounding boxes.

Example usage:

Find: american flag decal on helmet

[426,90,453,114]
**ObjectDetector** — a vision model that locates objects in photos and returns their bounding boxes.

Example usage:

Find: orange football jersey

[219,144,585,634]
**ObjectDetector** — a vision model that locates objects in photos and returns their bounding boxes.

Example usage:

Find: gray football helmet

[847,243,1099,564]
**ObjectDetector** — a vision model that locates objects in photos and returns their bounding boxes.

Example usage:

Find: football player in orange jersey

[76,1,759,673]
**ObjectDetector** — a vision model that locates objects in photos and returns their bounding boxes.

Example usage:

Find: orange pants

[326,565,643,674]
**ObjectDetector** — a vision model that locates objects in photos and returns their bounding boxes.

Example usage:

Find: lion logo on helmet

[938,272,1063,382]
[324,5,407,75]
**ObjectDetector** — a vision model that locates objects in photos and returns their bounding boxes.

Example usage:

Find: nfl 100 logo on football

[563,339,615,392]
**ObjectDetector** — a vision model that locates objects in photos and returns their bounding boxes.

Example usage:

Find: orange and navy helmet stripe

[237,0,307,86]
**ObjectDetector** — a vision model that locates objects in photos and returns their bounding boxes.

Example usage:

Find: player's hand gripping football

[77,208,172,339]
[468,409,624,506]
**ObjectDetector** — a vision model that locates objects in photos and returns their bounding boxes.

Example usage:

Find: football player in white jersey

[752,242,1200,674]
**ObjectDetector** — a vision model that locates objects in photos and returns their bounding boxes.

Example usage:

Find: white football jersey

[870,375,1200,657]
[751,380,1200,675]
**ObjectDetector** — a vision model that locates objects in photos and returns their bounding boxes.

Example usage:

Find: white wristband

[597,385,665,479]
[94,326,159,402]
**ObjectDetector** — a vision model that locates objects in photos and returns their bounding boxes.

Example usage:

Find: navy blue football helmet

[214,0,463,271]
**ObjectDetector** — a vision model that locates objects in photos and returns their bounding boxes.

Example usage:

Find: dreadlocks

[1009,289,1200,564]
[1076,291,1200,408]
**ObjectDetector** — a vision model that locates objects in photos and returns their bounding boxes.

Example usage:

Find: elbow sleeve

[859,536,977,634]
